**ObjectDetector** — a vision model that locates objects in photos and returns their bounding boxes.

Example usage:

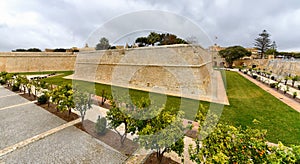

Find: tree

[219,46,251,68]
[106,99,137,145]
[265,41,278,57]
[73,89,92,124]
[5,73,14,87]
[17,75,29,94]
[54,48,67,52]
[51,84,74,115]
[96,37,110,50]
[31,79,41,98]
[284,75,291,85]
[27,48,42,52]
[135,106,185,163]
[95,116,107,135]
[58,84,74,115]
[147,32,161,46]
[135,32,188,47]
[254,30,272,59]
[292,75,300,87]
[189,123,300,163]
[135,37,148,47]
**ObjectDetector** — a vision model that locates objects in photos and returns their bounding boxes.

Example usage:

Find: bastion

[72,44,229,105]
[0,45,229,105]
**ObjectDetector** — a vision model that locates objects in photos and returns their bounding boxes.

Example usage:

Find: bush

[95,116,107,135]
[270,83,276,88]
[38,94,48,104]
[293,92,297,99]
[0,79,6,85]
[12,83,20,91]
[252,75,258,79]
[271,76,275,80]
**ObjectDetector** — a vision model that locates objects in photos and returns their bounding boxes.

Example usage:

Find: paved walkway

[73,104,196,163]
[237,71,300,112]
[0,86,127,163]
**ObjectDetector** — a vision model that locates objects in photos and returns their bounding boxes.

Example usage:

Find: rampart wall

[234,59,300,76]
[73,44,229,104]
[0,52,76,72]
[0,45,228,104]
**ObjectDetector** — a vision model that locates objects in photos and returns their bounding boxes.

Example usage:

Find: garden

[1,71,300,163]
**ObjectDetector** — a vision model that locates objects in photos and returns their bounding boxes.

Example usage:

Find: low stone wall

[0,52,76,72]
[234,59,300,76]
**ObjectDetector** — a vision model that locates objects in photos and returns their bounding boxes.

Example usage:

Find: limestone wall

[0,52,76,72]
[265,60,300,76]
[234,59,300,76]
[73,44,227,103]
[0,45,229,104]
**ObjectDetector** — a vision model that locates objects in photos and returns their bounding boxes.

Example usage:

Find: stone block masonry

[0,52,76,72]
[73,44,229,104]
[0,45,229,104]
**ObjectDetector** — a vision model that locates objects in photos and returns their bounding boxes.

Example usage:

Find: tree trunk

[68,108,71,116]
[157,151,163,163]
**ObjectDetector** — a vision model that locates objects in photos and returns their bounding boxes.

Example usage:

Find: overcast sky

[0,0,299,52]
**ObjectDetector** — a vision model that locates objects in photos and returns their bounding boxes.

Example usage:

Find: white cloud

[0,0,299,52]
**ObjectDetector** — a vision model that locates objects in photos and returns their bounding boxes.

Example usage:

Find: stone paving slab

[0,103,66,149]
[0,126,127,164]
[0,95,29,109]
[0,87,15,97]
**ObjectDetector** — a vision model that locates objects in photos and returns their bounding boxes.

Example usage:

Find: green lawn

[220,71,300,146]
[24,70,300,145]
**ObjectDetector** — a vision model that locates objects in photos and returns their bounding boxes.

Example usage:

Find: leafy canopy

[219,46,251,68]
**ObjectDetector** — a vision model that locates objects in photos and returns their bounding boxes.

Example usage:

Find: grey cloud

[0,0,300,51]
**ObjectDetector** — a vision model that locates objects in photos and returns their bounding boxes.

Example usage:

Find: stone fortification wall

[234,59,300,76]
[73,44,226,103]
[0,52,76,72]
[0,45,228,104]
[265,60,300,76]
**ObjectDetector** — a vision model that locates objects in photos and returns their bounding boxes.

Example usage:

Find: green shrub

[95,116,107,135]
[0,79,5,85]
[38,94,48,104]
[293,92,297,99]
[12,83,20,91]
[271,76,275,80]
[270,83,276,88]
